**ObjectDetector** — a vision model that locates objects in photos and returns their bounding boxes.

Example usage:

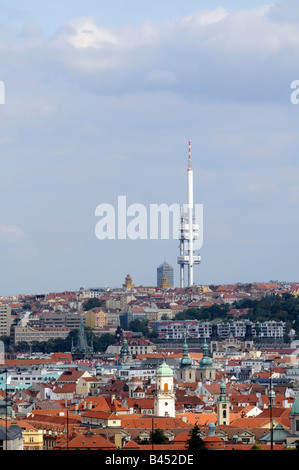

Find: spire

[269,375,276,408]
[180,331,192,368]
[218,376,229,403]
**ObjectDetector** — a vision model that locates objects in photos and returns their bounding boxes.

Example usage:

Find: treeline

[232,293,299,325]
[174,304,230,322]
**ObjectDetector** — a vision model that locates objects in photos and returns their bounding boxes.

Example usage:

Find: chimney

[111,394,116,405]
[88,400,92,410]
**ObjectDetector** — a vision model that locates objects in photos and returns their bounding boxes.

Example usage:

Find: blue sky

[0,0,299,295]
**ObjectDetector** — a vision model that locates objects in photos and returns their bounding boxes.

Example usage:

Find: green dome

[180,356,193,368]
[156,360,173,377]
[290,396,299,415]
[199,356,213,368]
[199,336,213,369]
[180,337,192,368]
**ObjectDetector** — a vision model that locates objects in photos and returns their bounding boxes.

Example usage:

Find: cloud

[55,16,118,49]
[0,224,27,244]
[2,4,299,103]
[0,2,299,293]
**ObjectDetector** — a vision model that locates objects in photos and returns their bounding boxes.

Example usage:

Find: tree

[149,429,169,444]
[250,443,263,450]
[83,298,104,311]
[185,425,206,451]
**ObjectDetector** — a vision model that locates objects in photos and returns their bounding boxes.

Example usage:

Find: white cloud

[57,16,118,49]
[0,224,27,244]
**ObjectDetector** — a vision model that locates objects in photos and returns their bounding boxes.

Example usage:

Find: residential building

[11,326,69,345]
[0,305,11,337]
[85,308,108,329]
[0,422,24,450]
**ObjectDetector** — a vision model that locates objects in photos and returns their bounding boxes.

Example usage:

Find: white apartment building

[153,320,286,340]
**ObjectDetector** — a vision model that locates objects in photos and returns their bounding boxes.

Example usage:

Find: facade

[287,396,299,447]
[217,378,230,426]
[11,326,69,345]
[124,307,148,327]
[154,360,176,418]
[8,367,51,388]
[153,319,286,340]
[0,423,24,450]
[0,304,11,336]
[123,274,135,290]
[85,308,108,329]
[178,336,196,383]
[157,262,174,288]
[37,313,83,330]
[197,337,216,382]
[22,425,44,451]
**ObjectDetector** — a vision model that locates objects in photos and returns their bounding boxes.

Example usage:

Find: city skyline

[0,0,299,295]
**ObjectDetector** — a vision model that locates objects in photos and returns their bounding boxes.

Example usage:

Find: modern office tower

[157,261,174,287]
[177,140,201,287]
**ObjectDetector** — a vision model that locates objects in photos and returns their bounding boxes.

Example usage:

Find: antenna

[188,139,191,169]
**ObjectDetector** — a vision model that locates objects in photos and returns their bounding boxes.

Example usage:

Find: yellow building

[123,274,135,290]
[159,275,171,289]
[85,308,108,329]
[17,420,44,450]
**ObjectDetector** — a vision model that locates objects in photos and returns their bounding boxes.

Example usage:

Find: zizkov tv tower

[177,140,201,287]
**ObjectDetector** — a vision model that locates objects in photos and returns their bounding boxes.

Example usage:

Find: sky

[0,0,299,295]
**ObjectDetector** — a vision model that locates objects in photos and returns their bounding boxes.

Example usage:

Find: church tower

[178,335,196,383]
[119,338,132,363]
[217,377,230,426]
[154,360,176,417]
[197,336,216,381]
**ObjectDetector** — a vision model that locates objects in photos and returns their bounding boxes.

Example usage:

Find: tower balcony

[177,255,201,265]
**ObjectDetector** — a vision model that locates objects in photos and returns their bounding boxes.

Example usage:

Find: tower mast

[187,140,194,286]
[177,140,201,287]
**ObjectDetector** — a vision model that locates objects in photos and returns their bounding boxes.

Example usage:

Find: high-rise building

[157,262,174,287]
[0,305,11,337]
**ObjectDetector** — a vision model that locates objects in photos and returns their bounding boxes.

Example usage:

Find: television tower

[177,140,201,287]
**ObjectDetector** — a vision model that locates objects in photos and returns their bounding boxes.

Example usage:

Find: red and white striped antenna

[188,139,191,169]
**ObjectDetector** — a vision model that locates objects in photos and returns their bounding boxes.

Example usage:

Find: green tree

[83,298,104,311]
[250,443,263,450]
[185,425,206,451]
[149,428,169,444]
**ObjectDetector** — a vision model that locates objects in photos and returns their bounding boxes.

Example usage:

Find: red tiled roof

[57,433,117,450]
